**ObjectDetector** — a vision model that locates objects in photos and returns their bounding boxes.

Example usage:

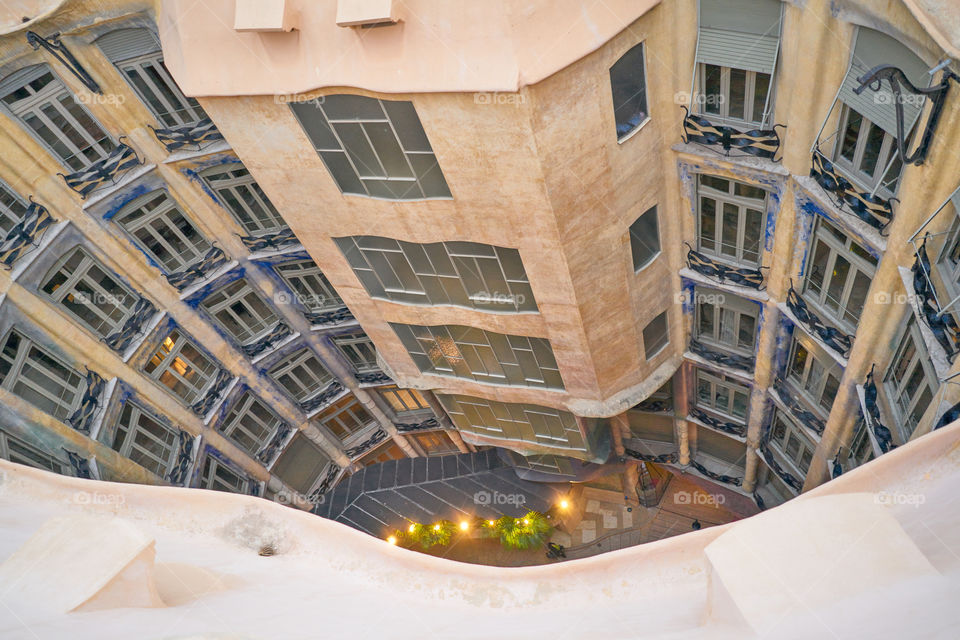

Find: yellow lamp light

[459,521,469,531]
[433,524,441,531]
[560,499,570,509]
[408,523,416,533]
[387,536,397,545]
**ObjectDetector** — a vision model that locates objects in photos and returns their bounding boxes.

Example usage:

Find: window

[331,330,379,374]
[642,311,669,359]
[696,427,746,468]
[111,402,180,477]
[0,179,29,236]
[769,409,815,476]
[412,431,460,456]
[936,197,960,298]
[359,441,405,466]
[391,323,563,389]
[220,392,283,457]
[96,28,206,127]
[276,259,344,313]
[271,433,331,494]
[833,106,905,195]
[267,347,335,404]
[0,330,83,420]
[848,418,876,469]
[802,218,877,333]
[200,163,286,236]
[201,279,278,346]
[438,394,586,451]
[41,247,139,338]
[316,394,375,442]
[335,236,536,312]
[379,385,430,415]
[609,43,648,139]
[695,289,758,355]
[198,455,250,493]
[291,95,450,199]
[629,205,660,270]
[114,192,212,273]
[884,318,936,441]
[696,370,750,424]
[694,0,781,127]
[0,65,116,171]
[786,336,842,418]
[144,330,218,405]
[697,175,766,266]
[698,64,772,126]
[0,429,64,474]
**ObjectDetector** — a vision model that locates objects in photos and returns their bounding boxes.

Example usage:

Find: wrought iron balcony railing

[758,441,803,492]
[239,227,301,253]
[774,377,827,437]
[309,465,342,504]
[242,322,293,359]
[256,424,293,466]
[785,285,853,358]
[911,240,960,361]
[685,243,766,290]
[167,431,195,486]
[810,147,894,233]
[689,338,755,373]
[689,407,746,438]
[64,449,94,479]
[59,141,141,199]
[102,297,156,353]
[355,370,392,385]
[680,107,784,160]
[623,448,679,465]
[66,369,105,434]
[634,397,672,413]
[395,417,441,433]
[0,199,54,269]
[345,428,388,458]
[306,306,354,327]
[862,365,896,453]
[190,368,233,417]
[164,246,229,291]
[300,381,344,413]
[690,458,742,487]
[149,118,224,153]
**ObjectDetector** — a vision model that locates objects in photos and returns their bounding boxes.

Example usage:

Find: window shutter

[696,0,782,75]
[838,27,929,137]
[96,28,161,63]
[0,64,50,100]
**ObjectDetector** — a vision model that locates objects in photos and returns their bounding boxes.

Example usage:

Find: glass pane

[752,73,771,124]
[738,314,756,349]
[704,64,722,115]
[728,69,746,120]
[858,122,886,177]
[825,255,850,312]
[742,209,762,264]
[720,203,739,257]
[806,240,830,297]
[843,270,871,325]
[839,110,862,162]
[700,198,716,251]
[699,302,715,339]
[610,44,647,137]
[732,391,748,419]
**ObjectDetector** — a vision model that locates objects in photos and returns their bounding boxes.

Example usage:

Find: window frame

[331,330,380,374]
[111,401,181,477]
[113,191,212,274]
[696,63,773,128]
[378,385,431,416]
[883,317,937,442]
[220,392,283,457]
[143,330,218,405]
[785,334,843,420]
[200,162,286,236]
[695,369,751,425]
[198,455,250,494]
[642,311,670,360]
[267,347,335,404]
[629,205,660,271]
[201,279,279,347]
[276,259,344,313]
[831,104,904,197]
[768,408,816,477]
[0,429,65,474]
[694,289,759,356]
[0,178,29,236]
[609,41,650,141]
[696,174,767,267]
[0,329,84,421]
[316,394,377,444]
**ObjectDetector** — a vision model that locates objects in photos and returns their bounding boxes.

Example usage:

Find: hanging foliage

[483,511,554,550]
[400,520,455,549]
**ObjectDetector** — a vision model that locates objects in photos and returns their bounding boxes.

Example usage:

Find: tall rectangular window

[316,394,375,442]
[698,64,772,126]
[769,409,815,476]
[0,330,83,421]
[199,455,250,493]
[802,218,877,334]
[438,394,586,451]
[696,370,750,424]
[112,402,180,477]
[291,95,450,200]
[144,330,218,405]
[201,279,278,347]
[936,199,960,297]
[695,289,758,356]
[96,28,206,128]
[411,431,460,456]
[697,175,766,266]
[0,429,65,474]
[884,318,936,441]
[391,323,563,390]
[220,392,283,457]
[379,385,431,415]
[359,441,405,466]
[642,311,670,359]
[331,330,379,374]
[0,179,29,236]
[267,347,335,405]
[276,259,344,313]
[271,433,331,494]
[609,43,648,140]
[114,192,212,273]
[41,247,139,338]
[833,106,903,195]
[0,65,116,171]
[335,236,536,312]
[629,205,660,270]
[200,163,286,236]
[786,335,842,418]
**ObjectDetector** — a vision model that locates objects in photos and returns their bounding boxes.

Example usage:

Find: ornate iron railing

[309,465,342,504]
[66,369,105,434]
[164,246,229,291]
[167,431,195,486]
[810,147,895,232]
[355,370,392,385]
[239,227,300,253]
[345,428,388,458]
[935,401,960,430]
[26,31,102,93]
[680,107,784,160]
[59,141,141,199]
[63,449,94,479]
[753,491,766,511]
[256,424,293,465]
[103,297,156,353]
[149,118,224,152]
[0,199,55,269]
[785,285,853,358]
[758,441,803,491]
[190,368,233,417]
[911,240,960,361]
[242,322,292,359]
[623,448,679,465]
[689,407,746,437]
[395,417,441,433]
[300,381,344,413]
[685,243,766,289]
[634,397,672,413]
[862,365,896,453]
[774,377,827,436]
[306,306,354,327]
[691,458,742,487]
[689,338,755,373]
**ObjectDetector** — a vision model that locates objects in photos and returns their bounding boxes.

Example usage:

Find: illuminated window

[144,330,218,405]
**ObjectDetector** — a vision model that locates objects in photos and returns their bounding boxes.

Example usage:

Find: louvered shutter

[96,28,161,63]
[696,0,782,75]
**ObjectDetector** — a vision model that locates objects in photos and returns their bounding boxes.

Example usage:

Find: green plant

[402,520,455,549]
[485,511,554,550]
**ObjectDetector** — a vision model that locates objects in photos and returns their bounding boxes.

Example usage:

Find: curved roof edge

[903,0,960,58]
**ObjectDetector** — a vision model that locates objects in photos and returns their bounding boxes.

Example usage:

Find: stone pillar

[674,364,692,465]
[611,413,640,505]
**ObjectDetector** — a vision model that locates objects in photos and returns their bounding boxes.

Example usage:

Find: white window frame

[276,259,344,313]
[317,395,376,444]
[883,318,937,442]
[112,401,180,477]
[0,179,28,236]
[0,329,84,421]
[785,335,843,419]
[267,347,334,403]
[769,408,816,477]
[332,331,380,374]
[411,430,460,456]
[143,330,218,405]
[112,51,205,128]
[220,392,282,456]
[696,63,773,127]
[696,175,767,267]
[201,279,278,346]
[695,289,758,356]
[200,163,286,236]
[629,205,660,271]
[695,370,750,425]
[0,429,65,474]
[199,455,250,493]
[832,104,904,197]
[114,191,212,273]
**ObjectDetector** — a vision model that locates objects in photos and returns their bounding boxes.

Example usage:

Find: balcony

[688,338,755,374]
[242,322,294,359]
[784,285,853,359]
[680,107,784,161]
[239,227,301,253]
[772,377,827,437]
[164,246,229,291]
[685,243,766,290]
[149,118,224,153]
[59,141,142,199]
[0,199,55,269]
[810,146,894,233]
